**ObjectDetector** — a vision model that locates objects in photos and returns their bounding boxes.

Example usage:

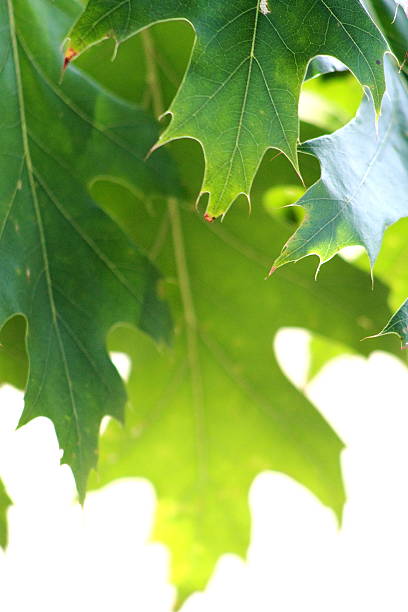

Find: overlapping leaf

[355,217,408,351]
[371,0,408,64]
[68,0,388,218]
[273,58,408,271]
[0,0,178,498]
[88,169,397,600]
[0,0,403,602]
[372,299,408,347]
[0,316,28,390]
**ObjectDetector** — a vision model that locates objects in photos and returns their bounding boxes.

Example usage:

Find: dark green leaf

[1,0,177,498]
[370,0,408,66]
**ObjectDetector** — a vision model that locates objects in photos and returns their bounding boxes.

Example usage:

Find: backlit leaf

[91,175,397,601]
[0,480,12,549]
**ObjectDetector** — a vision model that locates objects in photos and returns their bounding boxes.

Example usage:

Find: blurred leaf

[89,170,399,601]
[307,334,354,383]
[0,316,28,390]
[76,20,194,113]
[371,298,408,348]
[0,480,12,549]
[300,73,363,132]
[263,185,306,213]
[370,0,408,65]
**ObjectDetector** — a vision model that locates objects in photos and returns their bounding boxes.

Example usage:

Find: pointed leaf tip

[69,0,388,215]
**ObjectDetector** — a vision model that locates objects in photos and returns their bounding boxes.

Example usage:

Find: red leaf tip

[63,47,78,71]
[204,213,216,223]
[268,265,277,277]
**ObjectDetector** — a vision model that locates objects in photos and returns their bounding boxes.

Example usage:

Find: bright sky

[0,331,407,611]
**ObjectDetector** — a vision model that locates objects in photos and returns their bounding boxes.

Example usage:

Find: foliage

[69,0,388,218]
[1,0,175,498]
[272,57,408,271]
[0,479,12,548]
[1,0,407,605]
[373,298,408,347]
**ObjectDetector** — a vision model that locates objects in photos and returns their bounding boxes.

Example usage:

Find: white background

[0,332,407,611]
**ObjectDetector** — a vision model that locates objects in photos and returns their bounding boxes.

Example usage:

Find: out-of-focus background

[1,337,407,612]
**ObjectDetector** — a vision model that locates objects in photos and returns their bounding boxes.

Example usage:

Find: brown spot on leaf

[63,47,78,71]
[204,213,216,223]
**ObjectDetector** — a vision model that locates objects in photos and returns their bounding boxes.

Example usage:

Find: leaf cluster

[1,0,407,603]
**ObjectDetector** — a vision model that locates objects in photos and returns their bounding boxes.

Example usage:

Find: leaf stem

[141,29,164,118]
[167,198,207,484]
[141,30,208,485]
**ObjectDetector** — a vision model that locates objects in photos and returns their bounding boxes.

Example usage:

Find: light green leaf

[307,334,354,382]
[371,298,408,347]
[68,0,388,218]
[1,0,177,499]
[357,216,408,310]
[0,480,12,549]
[90,173,397,601]
[0,316,28,390]
[273,58,408,271]
[300,72,364,132]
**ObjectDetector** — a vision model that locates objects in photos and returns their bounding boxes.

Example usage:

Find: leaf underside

[374,299,408,348]
[273,58,408,271]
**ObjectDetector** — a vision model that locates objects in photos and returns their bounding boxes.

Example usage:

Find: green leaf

[89,173,397,600]
[0,479,12,549]
[68,0,388,218]
[300,73,363,132]
[350,215,408,310]
[370,0,408,66]
[305,56,347,80]
[273,58,408,272]
[1,0,177,499]
[371,298,408,347]
[0,316,28,390]
[307,334,354,382]
[76,19,195,116]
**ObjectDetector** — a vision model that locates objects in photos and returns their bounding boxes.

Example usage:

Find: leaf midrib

[167,198,208,489]
[215,3,261,205]
[6,0,83,465]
